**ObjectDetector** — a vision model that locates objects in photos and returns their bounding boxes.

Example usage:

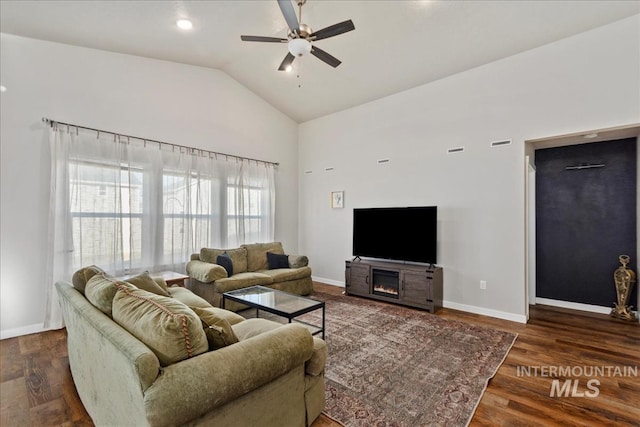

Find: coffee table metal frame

[222,285,325,339]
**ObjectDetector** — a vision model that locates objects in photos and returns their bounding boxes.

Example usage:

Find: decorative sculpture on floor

[611,255,637,321]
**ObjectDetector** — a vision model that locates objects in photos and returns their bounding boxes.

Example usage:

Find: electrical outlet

[480,280,487,290]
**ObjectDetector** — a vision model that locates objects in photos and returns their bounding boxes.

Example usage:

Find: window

[70,161,143,270]
[226,183,267,247]
[58,130,275,275]
[162,172,219,264]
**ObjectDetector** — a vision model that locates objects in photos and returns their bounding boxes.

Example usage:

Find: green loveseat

[56,267,326,427]
[186,242,313,311]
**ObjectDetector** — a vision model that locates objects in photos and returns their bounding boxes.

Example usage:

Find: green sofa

[56,268,326,427]
[186,242,313,311]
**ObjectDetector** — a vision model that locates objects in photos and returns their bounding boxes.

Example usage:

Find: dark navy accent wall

[536,138,637,307]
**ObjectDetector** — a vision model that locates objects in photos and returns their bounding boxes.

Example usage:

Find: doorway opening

[524,124,640,321]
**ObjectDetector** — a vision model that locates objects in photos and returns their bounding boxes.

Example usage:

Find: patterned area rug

[301,290,517,427]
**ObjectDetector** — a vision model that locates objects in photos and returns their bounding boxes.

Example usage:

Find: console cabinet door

[347,263,370,296]
[401,270,432,309]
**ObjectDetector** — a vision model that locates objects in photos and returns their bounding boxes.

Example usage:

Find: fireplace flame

[373,285,398,296]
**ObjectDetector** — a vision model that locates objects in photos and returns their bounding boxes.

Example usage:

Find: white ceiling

[1,1,638,123]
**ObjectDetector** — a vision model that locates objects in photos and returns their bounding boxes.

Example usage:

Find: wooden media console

[345,259,443,313]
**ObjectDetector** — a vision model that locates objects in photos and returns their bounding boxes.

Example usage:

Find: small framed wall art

[331,191,344,209]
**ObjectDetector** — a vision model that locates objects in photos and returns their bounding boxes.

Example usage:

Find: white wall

[299,16,640,322]
[0,34,298,338]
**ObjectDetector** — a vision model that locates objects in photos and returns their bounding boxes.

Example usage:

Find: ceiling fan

[240,0,355,71]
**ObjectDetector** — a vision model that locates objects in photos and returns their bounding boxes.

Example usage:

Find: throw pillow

[125,271,170,297]
[192,306,240,350]
[85,273,136,317]
[71,265,105,295]
[267,252,289,270]
[112,286,208,366]
[216,252,234,276]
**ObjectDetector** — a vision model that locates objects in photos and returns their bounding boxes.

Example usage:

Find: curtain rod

[42,118,279,167]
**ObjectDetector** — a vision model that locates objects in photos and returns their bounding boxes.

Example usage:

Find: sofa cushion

[85,273,135,316]
[242,242,284,272]
[192,306,240,350]
[217,253,234,276]
[168,286,213,309]
[112,286,208,366]
[126,271,170,297]
[204,307,245,326]
[167,287,245,324]
[200,247,248,274]
[288,255,309,269]
[71,265,104,295]
[267,252,289,269]
[232,318,283,341]
[186,260,228,283]
[213,272,274,293]
[257,266,312,283]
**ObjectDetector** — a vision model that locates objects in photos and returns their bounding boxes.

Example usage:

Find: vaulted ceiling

[1,1,638,123]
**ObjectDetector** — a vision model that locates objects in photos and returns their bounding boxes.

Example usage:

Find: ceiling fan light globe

[288,38,312,57]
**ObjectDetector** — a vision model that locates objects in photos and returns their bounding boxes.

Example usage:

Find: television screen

[352,206,437,264]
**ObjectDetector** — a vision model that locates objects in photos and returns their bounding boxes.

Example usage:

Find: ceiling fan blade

[277,0,299,33]
[310,19,355,41]
[310,46,341,68]
[278,52,296,71]
[241,35,288,43]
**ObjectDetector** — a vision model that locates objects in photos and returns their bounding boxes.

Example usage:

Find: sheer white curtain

[45,124,276,328]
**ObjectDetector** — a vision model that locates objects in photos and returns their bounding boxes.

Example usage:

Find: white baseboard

[312,278,526,323]
[535,297,612,314]
[312,276,345,287]
[1,323,46,340]
[443,300,527,324]
[0,321,64,340]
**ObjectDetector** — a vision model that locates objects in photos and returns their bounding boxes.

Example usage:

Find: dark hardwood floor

[1,282,638,426]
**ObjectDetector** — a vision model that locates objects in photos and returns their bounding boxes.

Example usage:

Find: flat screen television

[352,206,437,264]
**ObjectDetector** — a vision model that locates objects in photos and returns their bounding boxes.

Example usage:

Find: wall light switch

[480,280,487,290]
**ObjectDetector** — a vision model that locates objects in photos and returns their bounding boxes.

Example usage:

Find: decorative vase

[611,255,637,321]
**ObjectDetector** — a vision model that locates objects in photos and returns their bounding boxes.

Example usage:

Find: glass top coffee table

[222,286,325,339]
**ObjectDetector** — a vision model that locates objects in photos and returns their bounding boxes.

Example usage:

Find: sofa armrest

[306,337,327,376]
[288,254,309,268]
[143,323,314,426]
[186,260,227,283]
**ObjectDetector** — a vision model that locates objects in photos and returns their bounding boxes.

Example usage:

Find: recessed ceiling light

[0,85,6,92]
[285,65,293,72]
[584,133,598,139]
[176,19,193,30]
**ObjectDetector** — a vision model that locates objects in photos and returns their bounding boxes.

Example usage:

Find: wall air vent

[491,139,512,147]
[377,158,390,164]
[447,147,465,154]
[324,167,334,172]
